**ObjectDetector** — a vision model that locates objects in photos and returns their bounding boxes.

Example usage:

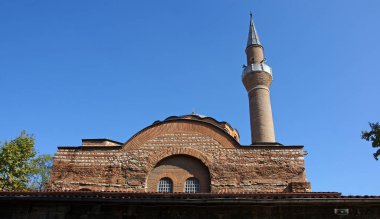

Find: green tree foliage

[361,122,380,161]
[0,131,53,191]
[0,131,36,191]
[29,154,53,191]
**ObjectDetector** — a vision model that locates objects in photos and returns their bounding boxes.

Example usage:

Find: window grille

[157,178,173,193]
[185,177,200,193]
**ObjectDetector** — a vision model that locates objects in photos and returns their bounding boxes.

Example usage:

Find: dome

[153,114,240,142]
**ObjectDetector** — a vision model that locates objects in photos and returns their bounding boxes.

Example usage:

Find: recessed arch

[146,154,211,193]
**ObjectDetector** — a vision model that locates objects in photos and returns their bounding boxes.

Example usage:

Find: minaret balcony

[242,63,272,79]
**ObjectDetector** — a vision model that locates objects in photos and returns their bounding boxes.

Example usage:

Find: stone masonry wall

[48,120,310,193]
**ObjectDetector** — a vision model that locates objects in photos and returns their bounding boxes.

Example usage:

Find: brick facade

[48,116,311,193]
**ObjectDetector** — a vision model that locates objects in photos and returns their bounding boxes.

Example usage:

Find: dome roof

[153,114,240,142]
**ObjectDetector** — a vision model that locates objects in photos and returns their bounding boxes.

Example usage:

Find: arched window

[185,177,200,193]
[157,177,173,193]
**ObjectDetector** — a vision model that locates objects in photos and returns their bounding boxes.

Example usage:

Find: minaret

[242,13,276,144]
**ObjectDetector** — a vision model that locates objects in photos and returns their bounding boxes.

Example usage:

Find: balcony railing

[242,63,272,79]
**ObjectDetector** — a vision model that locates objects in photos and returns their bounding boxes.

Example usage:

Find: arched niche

[146,155,211,193]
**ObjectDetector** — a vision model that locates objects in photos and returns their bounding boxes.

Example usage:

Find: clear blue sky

[0,0,379,195]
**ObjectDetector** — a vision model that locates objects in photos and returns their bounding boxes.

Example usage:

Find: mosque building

[1,14,379,219]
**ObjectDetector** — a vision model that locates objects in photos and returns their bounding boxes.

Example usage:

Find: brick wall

[48,119,310,193]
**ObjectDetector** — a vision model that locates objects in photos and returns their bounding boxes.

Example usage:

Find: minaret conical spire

[242,13,276,145]
[247,12,261,47]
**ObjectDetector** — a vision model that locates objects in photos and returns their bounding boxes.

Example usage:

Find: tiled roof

[1,191,379,204]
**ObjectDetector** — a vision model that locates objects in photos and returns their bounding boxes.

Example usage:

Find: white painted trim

[248,85,270,94]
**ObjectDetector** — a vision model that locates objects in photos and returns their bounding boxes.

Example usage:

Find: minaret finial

[247,12,261,47]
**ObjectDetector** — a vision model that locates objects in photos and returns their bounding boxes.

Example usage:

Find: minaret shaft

[244,73,276,143]
[242,14,276,144]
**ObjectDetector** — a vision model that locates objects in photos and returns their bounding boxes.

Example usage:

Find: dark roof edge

[57,146,122,150]
[57,145,304,151]
[82,138,123,145]
[0,191,342,198]
[1,191,380,204]
[239,145,304,149]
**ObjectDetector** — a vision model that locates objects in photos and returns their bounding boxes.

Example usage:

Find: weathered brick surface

[48,119,311,193]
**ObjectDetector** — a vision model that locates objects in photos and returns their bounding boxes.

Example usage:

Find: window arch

[185,177,200,193]
[157,177,173,193]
